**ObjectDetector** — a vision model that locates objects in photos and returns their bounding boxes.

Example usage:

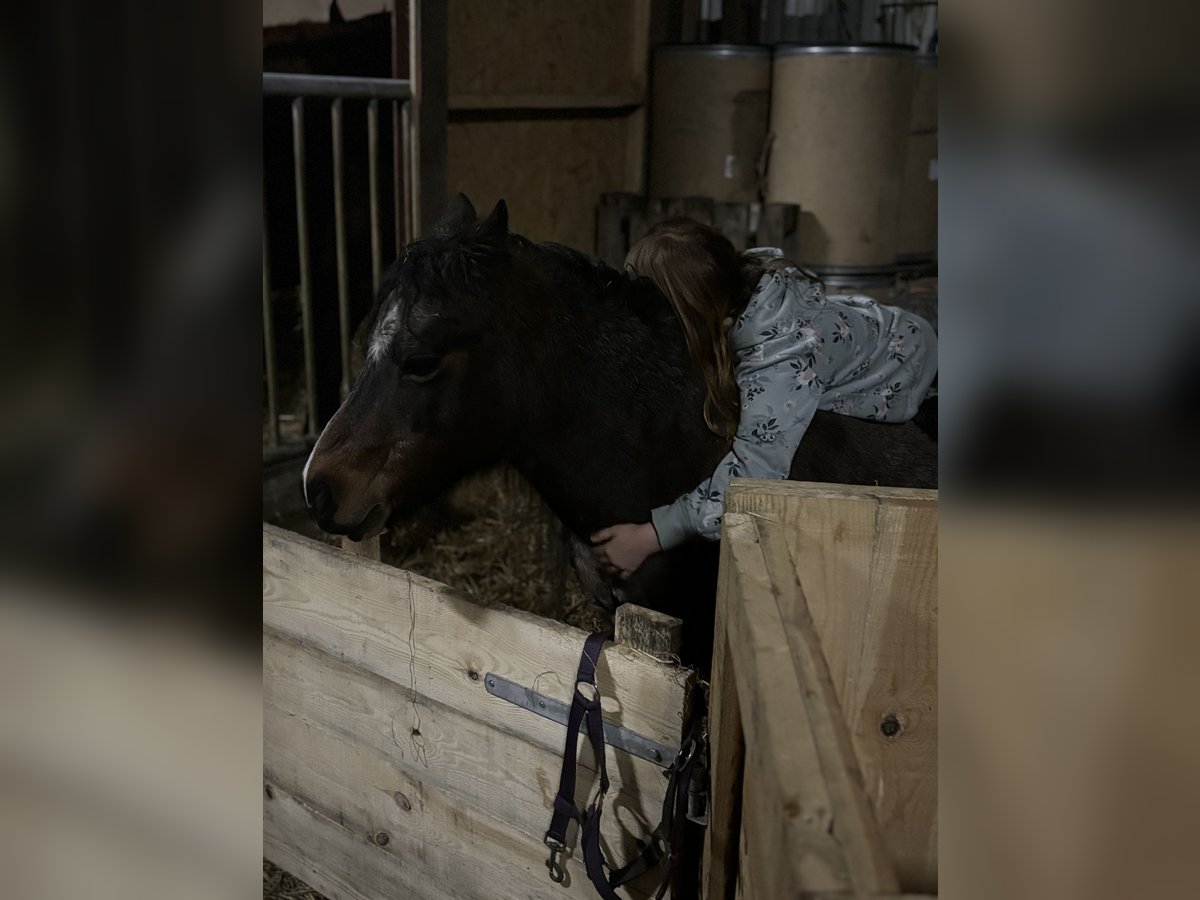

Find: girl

[592,219,937,576]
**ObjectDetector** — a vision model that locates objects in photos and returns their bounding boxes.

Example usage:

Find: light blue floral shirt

[650,250,938,549]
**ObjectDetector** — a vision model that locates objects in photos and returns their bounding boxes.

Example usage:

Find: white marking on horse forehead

[368,293,402,364]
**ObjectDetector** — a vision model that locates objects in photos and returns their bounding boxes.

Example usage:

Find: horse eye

[400,354,443,382]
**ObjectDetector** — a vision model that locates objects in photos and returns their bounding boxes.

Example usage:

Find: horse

[302,195,937,664]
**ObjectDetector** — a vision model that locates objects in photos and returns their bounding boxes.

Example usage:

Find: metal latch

[484,673,678,766]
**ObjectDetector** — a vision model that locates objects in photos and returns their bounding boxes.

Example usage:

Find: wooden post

[614,604,683,659]
[408,0,447,236]
[341,535,381,562]
[757,202,800,257]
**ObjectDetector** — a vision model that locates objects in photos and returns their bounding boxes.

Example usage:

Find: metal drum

[897,55,937,268]
[649,44,771,204]
[767,44,917,274]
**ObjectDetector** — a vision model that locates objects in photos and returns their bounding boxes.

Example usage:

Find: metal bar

[367,99,382,294]
[262,222,280,448]
[331,98,351,399]
[291,97,318,435]
[483,673,678,766]
[264,72,412,101]
[401,100,413,243]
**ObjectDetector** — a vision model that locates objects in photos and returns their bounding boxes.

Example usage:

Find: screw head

[880,713,902,738]
[375,831,390,846]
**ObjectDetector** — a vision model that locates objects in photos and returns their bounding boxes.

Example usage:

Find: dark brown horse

[303,196,936,660]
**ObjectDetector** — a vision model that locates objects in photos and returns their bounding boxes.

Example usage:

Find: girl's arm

[651,356,823,548]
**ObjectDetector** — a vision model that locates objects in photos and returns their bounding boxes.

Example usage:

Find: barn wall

[448,117,637,252]
[445,0,653,252]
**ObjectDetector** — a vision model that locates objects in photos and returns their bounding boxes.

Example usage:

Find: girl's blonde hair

[625,219,754,440]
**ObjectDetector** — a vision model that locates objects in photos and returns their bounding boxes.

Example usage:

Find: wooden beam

[703,511,748,900]
[264,629,668,866]
[754,517,901,895]
[263,523,688,753]
[409,0,447,234]
[615,603,683,659]
[340,534,380,560]
[727,480,939,892]
[721,513,853,896]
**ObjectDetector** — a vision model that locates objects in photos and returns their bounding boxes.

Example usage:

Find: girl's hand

[591,522,661,578]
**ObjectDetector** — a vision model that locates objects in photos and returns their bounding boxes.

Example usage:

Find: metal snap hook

[544,837,566,884]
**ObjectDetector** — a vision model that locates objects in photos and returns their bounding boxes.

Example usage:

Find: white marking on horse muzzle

[302,425,325,506]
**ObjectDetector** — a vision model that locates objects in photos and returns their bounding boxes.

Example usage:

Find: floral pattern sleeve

[651,355,823,548]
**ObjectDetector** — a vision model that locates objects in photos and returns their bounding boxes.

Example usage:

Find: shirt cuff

[650,503,691,551]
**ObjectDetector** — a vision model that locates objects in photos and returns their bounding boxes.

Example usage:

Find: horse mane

[377,226,678,336]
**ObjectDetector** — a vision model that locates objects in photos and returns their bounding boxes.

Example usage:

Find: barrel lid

[774,43,918,59]
[656,43,771,60]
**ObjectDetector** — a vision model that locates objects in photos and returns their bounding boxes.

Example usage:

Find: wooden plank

[727,481,938,893]
[615,603,682,659]
[265,780,440,900]
[714,202,753,251]
[263,629,670,869]
[341,534,381,561]
[264,693,654,899]
[754,518,900,894]
[721,514,852,896]
[263,523,688,750]
[449,93,643,111]
[735,819,753,899]
[702,513,747,900]
[449,0,646,100]
[756,203,800,257]
[596,192,645,267]
[447,116,633,251]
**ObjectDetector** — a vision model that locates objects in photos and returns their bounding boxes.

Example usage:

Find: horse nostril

[307,476,335,519]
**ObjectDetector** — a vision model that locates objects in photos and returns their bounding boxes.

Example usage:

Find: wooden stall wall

[263,524,691,900]
[705,482,938,898]
[445,0,653,252]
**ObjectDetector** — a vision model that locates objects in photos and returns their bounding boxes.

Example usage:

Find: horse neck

[504,248,717,536]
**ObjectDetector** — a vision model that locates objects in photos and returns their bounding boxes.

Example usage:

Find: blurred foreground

[0,1,1198,897]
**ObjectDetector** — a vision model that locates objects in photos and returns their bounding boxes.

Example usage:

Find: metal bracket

[484,673,677,766]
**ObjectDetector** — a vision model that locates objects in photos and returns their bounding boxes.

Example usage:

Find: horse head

[302,194,523,538]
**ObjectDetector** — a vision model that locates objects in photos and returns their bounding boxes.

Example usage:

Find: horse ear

[476,199,508,238]
[433,193,478,235]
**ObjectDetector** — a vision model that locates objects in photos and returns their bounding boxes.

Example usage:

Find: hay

[263,861,325,900]
[380,465,609,634]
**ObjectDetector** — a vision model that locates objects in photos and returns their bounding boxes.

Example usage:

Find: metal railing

[262,73,415,450]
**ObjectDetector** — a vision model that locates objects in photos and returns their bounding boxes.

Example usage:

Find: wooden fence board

[264,629,668,866]
[263,525,688,749]
[702,512,746,900]
[263,524,691,898]
[265,700,649,900]
[722,514,852,896]
[265,781,448,900]
[753,518,900,894]
[727,482,938,893]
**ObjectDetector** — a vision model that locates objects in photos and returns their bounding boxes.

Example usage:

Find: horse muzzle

[305,475,389,540]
